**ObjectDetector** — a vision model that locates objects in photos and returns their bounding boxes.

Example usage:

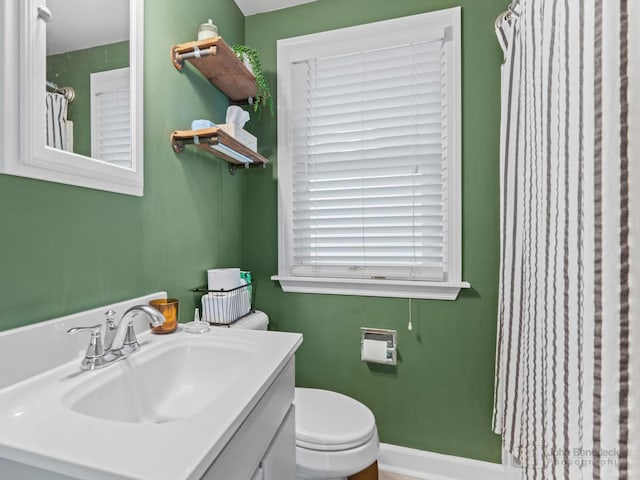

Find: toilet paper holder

[360,328,397,365]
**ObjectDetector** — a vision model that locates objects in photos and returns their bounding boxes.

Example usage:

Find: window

[90,67,131,167]
[273,8,468,300]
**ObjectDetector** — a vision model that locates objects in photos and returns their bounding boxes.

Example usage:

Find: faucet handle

[67,324,105,360]
[103,309,118,351]
[104,310,117,329]
[68,323,102,336]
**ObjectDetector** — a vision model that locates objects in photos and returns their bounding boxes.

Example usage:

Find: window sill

[271,275,471,300]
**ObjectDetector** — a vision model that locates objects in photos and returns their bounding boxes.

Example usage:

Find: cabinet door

[200,360,295,480]
[261,406,296,480]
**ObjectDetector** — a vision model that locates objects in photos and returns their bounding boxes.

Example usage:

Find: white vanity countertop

[0,325,302,480]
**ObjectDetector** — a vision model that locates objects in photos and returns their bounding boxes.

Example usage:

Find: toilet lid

[294,388,377,451]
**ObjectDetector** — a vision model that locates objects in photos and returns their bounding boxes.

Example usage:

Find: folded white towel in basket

[201,287,251,324]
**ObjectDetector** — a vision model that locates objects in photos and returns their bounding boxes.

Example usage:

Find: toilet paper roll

[361,339,388,363]
[207,268,241,291]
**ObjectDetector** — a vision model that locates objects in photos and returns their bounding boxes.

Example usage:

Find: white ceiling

[45,0,317,56]
[233,0,319,16]
[46,0,129,56]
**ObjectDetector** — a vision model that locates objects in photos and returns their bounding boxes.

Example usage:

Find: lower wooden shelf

[171,127,268,174]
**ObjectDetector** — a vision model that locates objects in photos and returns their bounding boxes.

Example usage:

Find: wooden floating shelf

[171,127,268,174]
[171,37,257,102]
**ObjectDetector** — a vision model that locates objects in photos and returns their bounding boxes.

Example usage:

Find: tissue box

[218,124,257,151]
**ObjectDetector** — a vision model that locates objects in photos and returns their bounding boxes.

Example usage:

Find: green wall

[0,0,247,331]
[244,0,504,463]
[47,41,130,157]
[1,0,505,466]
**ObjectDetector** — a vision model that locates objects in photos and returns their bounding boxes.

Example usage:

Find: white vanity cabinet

[246,408,296,480]
[259,407,297,480]
[201,359,296,480]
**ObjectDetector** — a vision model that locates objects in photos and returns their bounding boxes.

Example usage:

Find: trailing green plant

[232,44,273,116]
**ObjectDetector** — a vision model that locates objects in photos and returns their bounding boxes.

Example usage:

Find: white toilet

[229,311,380,480]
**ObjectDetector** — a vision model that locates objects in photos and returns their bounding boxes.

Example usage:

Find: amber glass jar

[149,298,179,334]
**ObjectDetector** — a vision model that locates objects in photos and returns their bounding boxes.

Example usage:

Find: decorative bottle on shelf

[198,19,218,40]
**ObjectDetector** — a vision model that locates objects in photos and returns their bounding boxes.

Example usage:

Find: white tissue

[207,268,242,291]
[361,339,388,363]
[226,106,250,128]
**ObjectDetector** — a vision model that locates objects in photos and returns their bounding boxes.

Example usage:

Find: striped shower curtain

[45,92,69,150]
[493,1,638,479]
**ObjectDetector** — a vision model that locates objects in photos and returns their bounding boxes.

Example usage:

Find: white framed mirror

[0,0,144,196]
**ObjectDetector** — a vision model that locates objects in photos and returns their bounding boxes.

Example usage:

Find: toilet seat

[295,430,379,479]
[294,388,377,451]
[294,388,379,478]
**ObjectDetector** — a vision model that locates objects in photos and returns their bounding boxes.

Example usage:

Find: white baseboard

[378,443,519,480]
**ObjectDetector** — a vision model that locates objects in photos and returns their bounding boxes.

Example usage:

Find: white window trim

[273,7,469,300]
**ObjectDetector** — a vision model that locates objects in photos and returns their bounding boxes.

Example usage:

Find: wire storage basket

[191,282,255,326]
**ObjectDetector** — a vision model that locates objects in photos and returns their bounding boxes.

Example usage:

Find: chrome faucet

[68,305,165,371]
[110,305,165,353]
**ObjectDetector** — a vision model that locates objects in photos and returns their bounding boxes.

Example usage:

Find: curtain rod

[46,81,76,102]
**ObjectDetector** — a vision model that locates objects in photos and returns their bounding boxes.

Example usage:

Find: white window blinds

[90,68,131,168]
[94,89,131,166]
[289,39,449,281]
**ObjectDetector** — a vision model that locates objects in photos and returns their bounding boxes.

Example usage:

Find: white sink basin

[63,339,255,424]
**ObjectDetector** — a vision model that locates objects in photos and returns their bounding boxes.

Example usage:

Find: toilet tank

[228,310,269,331]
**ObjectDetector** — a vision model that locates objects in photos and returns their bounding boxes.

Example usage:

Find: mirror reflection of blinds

[290,39,448,281]
[96,88,131,167]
